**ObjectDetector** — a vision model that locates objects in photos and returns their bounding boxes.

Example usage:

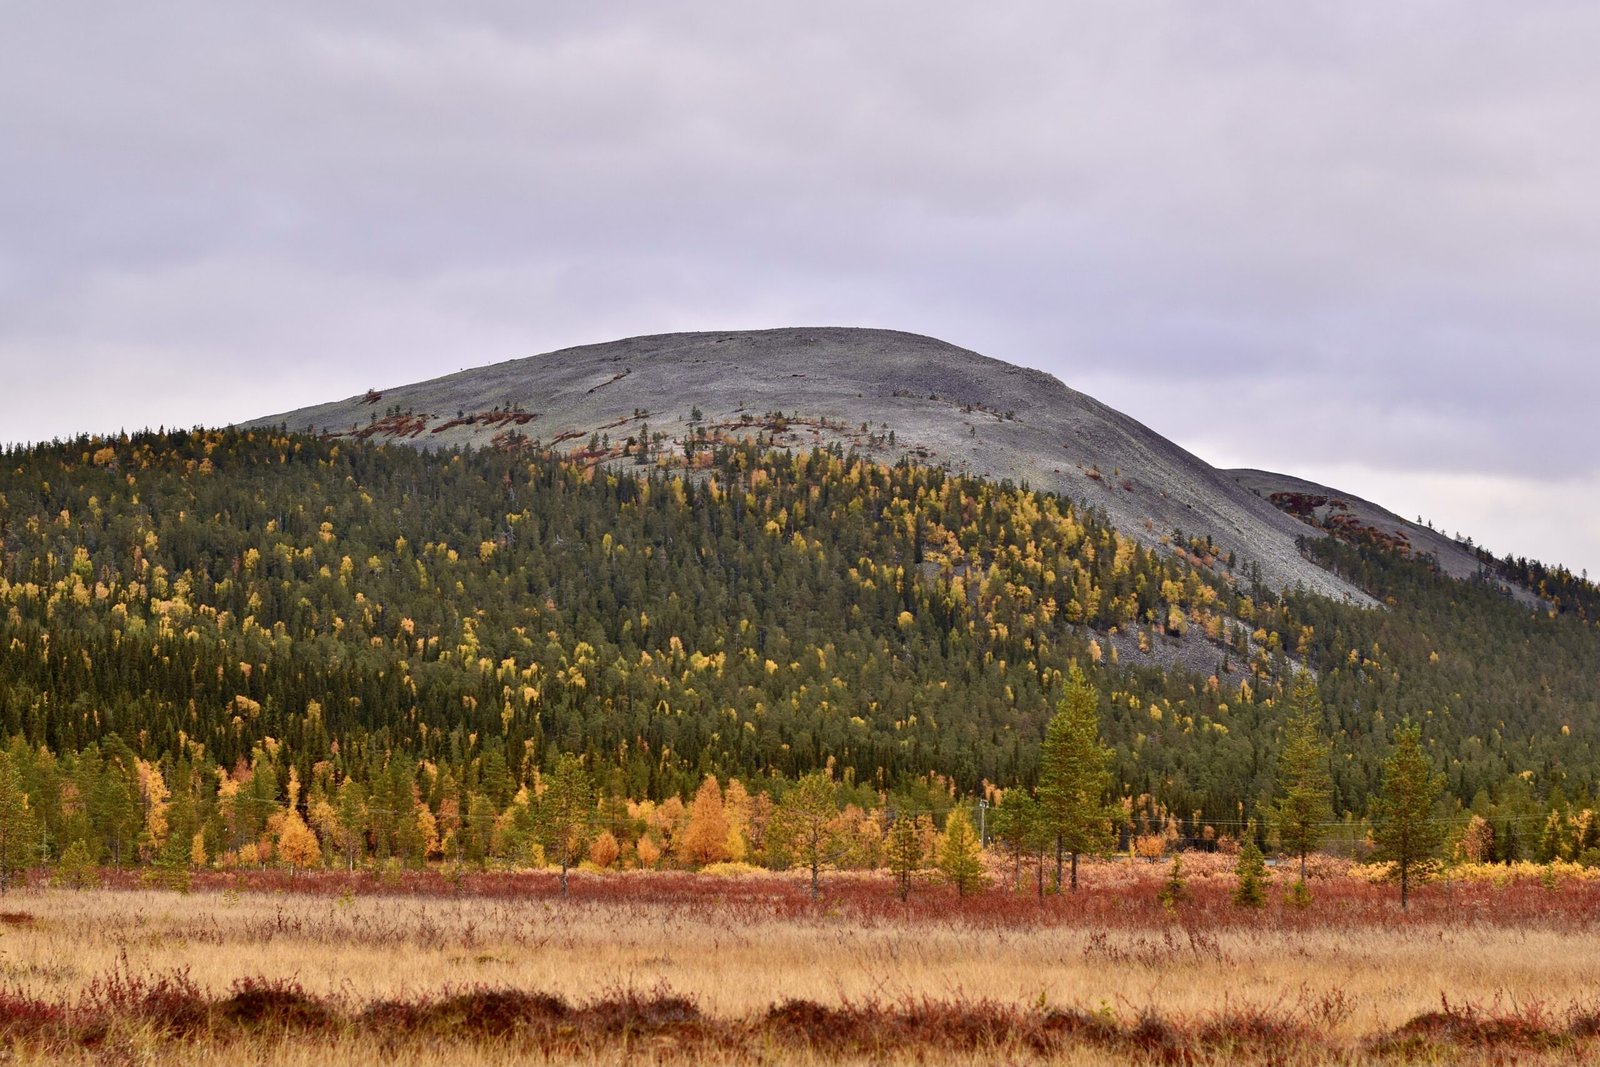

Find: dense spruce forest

[1,427,1598,873]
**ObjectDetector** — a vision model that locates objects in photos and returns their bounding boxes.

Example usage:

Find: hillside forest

[1,427,1598,878]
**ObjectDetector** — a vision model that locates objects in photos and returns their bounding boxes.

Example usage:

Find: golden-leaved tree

[271,769,323,874]
[680,776,730,866]
[938,808,987,896]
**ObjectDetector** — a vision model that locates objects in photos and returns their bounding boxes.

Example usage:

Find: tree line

[1,427,1598,870]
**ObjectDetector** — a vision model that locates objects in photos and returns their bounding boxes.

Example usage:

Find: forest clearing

[2,858,1599,1065]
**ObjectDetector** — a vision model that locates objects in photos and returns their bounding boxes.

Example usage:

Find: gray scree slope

[1228,468,1539,608]
[248,327,1373,605]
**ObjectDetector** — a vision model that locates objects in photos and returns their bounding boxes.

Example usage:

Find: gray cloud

[2,1,1598,574]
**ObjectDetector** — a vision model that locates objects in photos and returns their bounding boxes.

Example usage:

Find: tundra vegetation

[2,862,1599,1065]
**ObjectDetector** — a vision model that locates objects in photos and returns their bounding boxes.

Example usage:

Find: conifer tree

[52,839,99,889]
[1157,854,1188,908]
[334,780,368,871]
[886,812,922,901]
[1370,720,1447,910]
[680,775,731,866]
[538,754,593,897]
[1270,674,1334,881]
[1233,824,1268,908]
[772,771,840,900]
[938,807,987,897]
[92,751,141,869]
[0,757,41,891]
[463,793,495,866]
[154,824,194,891]
[1037,666,1114,891]
[989,789,1040,891]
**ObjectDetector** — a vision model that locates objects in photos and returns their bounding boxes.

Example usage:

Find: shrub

[1156,855,1188,908]
[1233,834,1268,908]
[52,840,100,890]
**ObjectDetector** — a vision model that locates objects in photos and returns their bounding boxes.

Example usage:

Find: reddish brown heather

[3,859,1598,1064]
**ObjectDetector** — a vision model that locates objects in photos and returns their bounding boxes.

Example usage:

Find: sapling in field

[1233,825,1268,908]
[887,812,923,902]
[1157,855,1188,908]
[938,808,987,897]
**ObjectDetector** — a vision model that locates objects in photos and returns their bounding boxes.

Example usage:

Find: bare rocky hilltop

[247,327,1374,605]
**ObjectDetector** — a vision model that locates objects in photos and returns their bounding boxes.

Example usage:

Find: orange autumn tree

[589,830,620,869]
[415,802,442,862]
[271,768,322,874]
[276,813,322,874]
[680,775,730,866]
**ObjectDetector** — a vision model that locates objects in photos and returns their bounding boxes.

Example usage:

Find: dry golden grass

[4,1033,1195,1067]
[3,888,1595,1032]
[2,862,1598,1065]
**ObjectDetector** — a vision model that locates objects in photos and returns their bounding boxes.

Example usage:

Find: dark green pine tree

[1157,854,1188,908]
[989,789,1040,893]
[1370,720,1447,911]
[538,753,593,898]
[771,771,841,901]
[1270,673,1335,881]
[1037,666,1114,892]
[1233,823,1268,908]
[886,811,922,902]
[0,755,42,892]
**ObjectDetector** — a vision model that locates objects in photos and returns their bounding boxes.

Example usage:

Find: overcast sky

[3,2,1597,577]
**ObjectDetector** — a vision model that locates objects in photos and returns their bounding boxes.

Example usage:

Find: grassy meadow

[2,857,1599,1065]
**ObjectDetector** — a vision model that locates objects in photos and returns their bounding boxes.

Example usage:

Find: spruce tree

[886,812,922,901]
[1270,674,1335,881]
[52,839,99,890]
[0,757,41,892]
[989,790,1040,891]
[1233,825,1268,908]
[772,771,840,900]
[1156,854,1188,908]
[538,754,593,898]
[1037,666,1114,891]
[1370,720,1447,910]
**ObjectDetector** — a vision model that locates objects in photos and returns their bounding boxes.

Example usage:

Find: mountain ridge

[1228,468,1545,609]
[247,327,1373,605]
